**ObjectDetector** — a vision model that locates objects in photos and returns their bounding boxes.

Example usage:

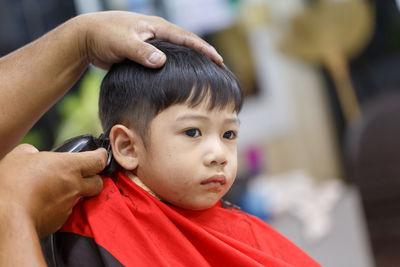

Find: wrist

[0,200,35,232]
[67,14,92,68]
[0,200,46,267]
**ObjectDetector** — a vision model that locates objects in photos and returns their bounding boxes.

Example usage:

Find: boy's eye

[223,131,237,140]
[184,128,201,137]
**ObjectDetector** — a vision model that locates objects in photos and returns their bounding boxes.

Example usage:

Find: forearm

[0,202,46,267]
[0,15,89,157]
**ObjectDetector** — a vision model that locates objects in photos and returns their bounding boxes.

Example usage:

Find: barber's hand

[0,144,107,237]
[75,11,223,69]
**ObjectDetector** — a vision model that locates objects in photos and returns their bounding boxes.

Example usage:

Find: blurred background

[2,0,400,266]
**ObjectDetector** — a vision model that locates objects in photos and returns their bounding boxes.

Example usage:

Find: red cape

[61,171,320,266]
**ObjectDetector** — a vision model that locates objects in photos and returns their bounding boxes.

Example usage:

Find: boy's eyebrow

[176,114,208,122]
[176,114,240,124]
[225,117,241,125]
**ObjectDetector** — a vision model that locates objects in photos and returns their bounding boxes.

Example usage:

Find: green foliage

[19,129,43,148]
[54,67,106,146]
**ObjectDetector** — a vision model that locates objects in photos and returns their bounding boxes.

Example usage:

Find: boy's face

[135,101,239,210]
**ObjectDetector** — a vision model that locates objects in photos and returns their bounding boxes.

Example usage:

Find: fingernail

[208,46,223,64]
[217,54,223,64]
[148,51,165,65]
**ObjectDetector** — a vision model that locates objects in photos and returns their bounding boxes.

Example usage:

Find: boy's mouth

[200,175,227,185]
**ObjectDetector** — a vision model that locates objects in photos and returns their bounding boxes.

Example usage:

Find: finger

[125,39,166,68]
[153,20,223,65]
[79,175,103,197]
[71,148,108,177]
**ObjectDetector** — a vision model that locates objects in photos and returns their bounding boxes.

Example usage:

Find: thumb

[12,143,39,154]
[126,40,166,68]
[71,148,108,177]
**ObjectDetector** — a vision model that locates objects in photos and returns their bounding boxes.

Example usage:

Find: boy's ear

[109,124,142,170]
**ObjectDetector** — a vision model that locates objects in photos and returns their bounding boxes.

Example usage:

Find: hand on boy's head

[80,11,223,69]
[0,144,107,237]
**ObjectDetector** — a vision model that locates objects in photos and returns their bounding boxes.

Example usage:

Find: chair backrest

[345,90,400,266]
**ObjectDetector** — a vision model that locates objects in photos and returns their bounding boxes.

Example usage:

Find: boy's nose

[203,140,228,167]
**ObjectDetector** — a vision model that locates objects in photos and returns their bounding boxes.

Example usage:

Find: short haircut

[99,39,243,141]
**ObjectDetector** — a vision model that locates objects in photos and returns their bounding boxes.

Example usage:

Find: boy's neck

[125,170,161,200]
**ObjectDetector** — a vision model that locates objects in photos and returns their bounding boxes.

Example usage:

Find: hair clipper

[52,134,119,176]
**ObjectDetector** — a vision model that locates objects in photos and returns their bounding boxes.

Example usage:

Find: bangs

[147,39,242,114]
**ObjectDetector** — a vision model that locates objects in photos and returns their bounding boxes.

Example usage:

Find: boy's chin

[171,198,220,211]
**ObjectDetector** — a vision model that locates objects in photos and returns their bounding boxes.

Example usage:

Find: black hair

[99,39,243,141]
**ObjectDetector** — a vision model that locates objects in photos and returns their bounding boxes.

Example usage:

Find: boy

[53,40,320,266]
